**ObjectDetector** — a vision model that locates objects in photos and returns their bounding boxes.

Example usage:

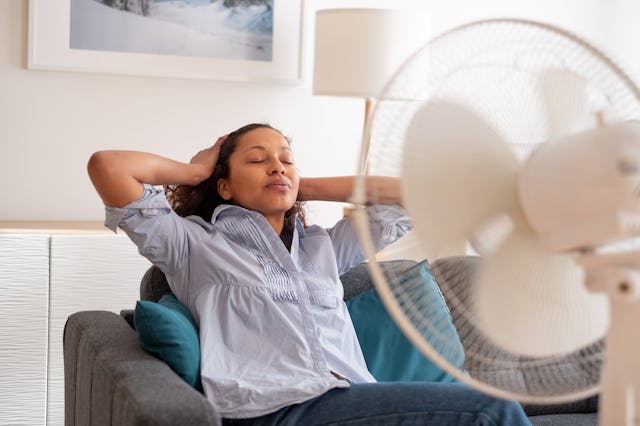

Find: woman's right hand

[189,135,227,178]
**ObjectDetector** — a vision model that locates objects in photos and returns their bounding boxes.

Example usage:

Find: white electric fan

[351,18,640,426]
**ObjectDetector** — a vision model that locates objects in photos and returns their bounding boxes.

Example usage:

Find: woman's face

[217,127,300,222]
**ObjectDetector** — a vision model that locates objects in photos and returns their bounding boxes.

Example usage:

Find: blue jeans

[222,382,530,425]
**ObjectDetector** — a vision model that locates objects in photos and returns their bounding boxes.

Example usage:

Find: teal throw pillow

[347,260,465,382]
[134,294,202,390]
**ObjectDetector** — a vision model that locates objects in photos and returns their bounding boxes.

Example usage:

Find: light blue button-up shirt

[106,184,411,419]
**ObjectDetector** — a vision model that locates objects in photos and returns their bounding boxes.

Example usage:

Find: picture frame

[28,0,302,83]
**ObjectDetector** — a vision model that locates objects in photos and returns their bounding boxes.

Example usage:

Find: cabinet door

[48,234,151,426]
[0,235,49,426]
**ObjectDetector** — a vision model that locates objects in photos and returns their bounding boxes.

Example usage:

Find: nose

[268,159,286,175]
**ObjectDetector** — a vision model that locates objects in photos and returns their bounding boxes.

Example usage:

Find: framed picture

[28,0,301,83]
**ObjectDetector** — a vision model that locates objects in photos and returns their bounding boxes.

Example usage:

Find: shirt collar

[211,204,306,238]
[210,204,243,223]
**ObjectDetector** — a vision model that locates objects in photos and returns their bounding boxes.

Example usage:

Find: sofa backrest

[140,266,172,302]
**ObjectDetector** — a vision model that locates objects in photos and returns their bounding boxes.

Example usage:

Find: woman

[88,123,530,425]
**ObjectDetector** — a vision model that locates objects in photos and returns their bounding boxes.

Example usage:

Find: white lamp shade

[313,8,430,98]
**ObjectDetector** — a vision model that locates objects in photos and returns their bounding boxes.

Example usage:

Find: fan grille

[357,18,640,403]
[366,19,640,177]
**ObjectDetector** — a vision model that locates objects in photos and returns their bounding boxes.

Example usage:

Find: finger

[213,134,228,148]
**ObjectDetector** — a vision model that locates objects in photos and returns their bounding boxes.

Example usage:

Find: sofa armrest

[64,310,219,426]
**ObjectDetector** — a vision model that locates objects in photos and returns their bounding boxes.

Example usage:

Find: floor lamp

[313,7,438,259]
[313,7,429,172]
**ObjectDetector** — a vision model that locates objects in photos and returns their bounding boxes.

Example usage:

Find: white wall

[1,0,635,227]
[1,0,365,227]
[603,0,640,79]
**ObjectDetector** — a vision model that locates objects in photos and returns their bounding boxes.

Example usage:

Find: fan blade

[539,68,595,138]
[402,100,519,255]
[472,226,609,357]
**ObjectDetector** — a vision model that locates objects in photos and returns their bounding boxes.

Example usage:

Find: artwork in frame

[28,0,301,83]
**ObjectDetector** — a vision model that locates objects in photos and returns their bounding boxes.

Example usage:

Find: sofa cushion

[134,294,202,390]
[347,260,465,382]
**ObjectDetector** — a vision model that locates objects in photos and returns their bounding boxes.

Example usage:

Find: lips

[266,180,291,191]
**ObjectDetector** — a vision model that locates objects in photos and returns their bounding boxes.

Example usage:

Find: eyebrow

[243,145,292,153]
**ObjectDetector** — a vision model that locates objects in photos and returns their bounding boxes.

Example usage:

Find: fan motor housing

[517,121,640,251]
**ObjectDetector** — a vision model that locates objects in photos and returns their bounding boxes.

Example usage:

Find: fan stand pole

[600,279,640,426]
[349,97,376,212]
[582,252,640,426]
[362,97,375,175]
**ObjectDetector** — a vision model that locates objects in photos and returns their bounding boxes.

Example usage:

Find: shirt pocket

[304,273,341,309]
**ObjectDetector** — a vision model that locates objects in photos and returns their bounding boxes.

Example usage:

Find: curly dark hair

[165,123,306,226]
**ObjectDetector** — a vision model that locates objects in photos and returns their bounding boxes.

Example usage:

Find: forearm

[298,176,402,205]
[88,150,207,208]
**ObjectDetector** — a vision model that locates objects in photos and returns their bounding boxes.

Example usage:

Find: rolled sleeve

[104,184,189,275]
[327,204,413,274]
[367,204,413,244]
[105,185,172,232]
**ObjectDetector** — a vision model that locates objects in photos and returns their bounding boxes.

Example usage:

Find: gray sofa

[64,256,598,425]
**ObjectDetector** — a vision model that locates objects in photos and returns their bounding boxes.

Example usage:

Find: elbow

[87,151,115,180]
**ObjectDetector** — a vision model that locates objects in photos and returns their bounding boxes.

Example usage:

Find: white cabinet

[0,235,49,425]
[0,226,151,426]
